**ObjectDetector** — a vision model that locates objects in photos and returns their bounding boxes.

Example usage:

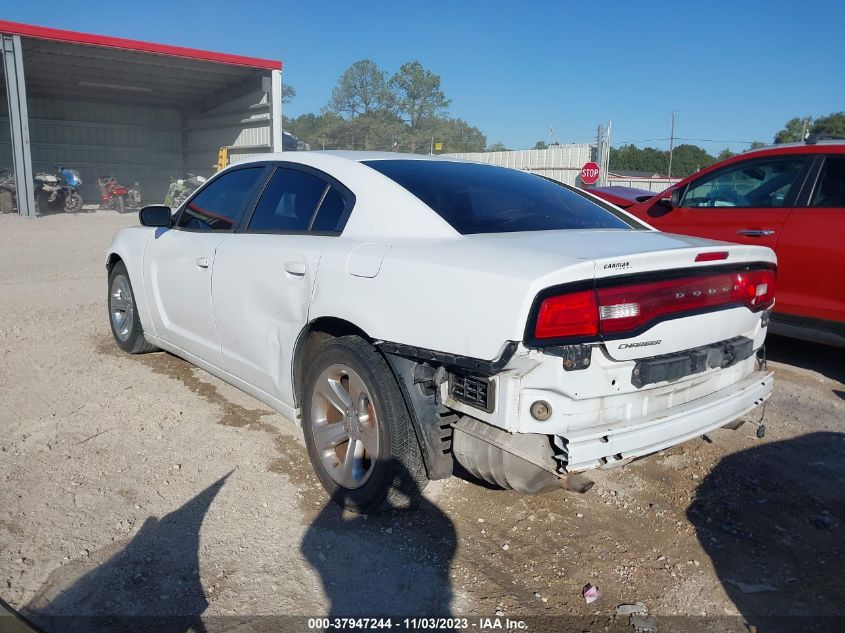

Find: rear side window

[363,160,634,235]
[311,188,349,232]
[811,156,845,208]
[679,157,807,208]
[248,168,327,232]
[177,167,264,231]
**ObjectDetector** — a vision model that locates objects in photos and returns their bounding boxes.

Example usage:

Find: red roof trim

[0,20,282,71]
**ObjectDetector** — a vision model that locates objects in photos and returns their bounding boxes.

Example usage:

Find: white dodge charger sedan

[106,152,775,512]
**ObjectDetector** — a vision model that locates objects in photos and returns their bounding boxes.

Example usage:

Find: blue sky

[5,0,844,152]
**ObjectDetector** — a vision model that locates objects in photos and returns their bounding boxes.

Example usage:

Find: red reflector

[695,251,729,262]
[535,289,598,339]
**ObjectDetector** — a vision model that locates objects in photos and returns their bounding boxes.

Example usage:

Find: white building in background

[446,145,680,192]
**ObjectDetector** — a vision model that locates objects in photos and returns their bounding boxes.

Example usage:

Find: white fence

[606,177,679,193]
[445,145,594,187]
[446,145,681,192]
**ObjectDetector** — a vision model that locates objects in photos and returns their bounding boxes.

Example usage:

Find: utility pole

[430,136,434,155]
[667,111,676,179]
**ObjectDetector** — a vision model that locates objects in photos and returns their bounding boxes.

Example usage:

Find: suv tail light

[533,267,775,341]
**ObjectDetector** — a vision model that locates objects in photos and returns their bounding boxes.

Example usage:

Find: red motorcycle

[96,176,129,213]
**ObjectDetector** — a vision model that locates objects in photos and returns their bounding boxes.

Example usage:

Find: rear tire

[302,335,428,513]
[108,261,157,354]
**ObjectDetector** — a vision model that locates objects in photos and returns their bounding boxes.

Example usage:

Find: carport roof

[0,20,282,108]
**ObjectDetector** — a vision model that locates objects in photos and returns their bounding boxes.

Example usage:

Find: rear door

[654,155,811,252]
[143,166,266,366]
[775,153,845,322]
[212,165,354,405]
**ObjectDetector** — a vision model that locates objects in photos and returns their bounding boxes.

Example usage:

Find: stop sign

[580,162,600,185]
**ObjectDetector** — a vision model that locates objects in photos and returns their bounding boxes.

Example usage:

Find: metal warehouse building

[1,21,284,216]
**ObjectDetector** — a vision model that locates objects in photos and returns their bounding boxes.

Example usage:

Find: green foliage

[609,143,716,178]
[328,60,392,118]
[811,112,845,138]
[774,116,812,143]
[286,60,485,153]
[773,113,845,143]
[487,142,509,152]
[389,61,451,130]
[749,141,766,149]
[281,83,296,104]
[717,148,736,161]
[534,141,548,150]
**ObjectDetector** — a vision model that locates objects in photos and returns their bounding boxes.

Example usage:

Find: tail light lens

[534,289,598,339]
[534,268,775,340]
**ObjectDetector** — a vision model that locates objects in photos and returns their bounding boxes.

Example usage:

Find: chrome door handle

[284,261,307,276]
[737,229,775,237]
[196,257,210,268]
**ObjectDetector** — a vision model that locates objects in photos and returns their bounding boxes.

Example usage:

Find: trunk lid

[469,229,776,360]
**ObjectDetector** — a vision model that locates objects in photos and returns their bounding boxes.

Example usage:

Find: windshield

[363,159,637,235]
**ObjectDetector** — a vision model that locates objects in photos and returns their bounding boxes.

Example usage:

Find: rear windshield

[363,159,636,234]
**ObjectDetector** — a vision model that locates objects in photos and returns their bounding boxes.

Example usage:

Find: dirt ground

[0,211,842,632]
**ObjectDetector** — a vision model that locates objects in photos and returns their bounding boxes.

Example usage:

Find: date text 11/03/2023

[306,617,529,630]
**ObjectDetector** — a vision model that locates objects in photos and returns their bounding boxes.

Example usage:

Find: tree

[750,141,766,149]
[487,142,509,152]
[811,112,845,138]
[416,117,487,154]
[716,148,736,161]
[328,60,392,118]
[774,116,812,143]
[533,141,548,150]
[669,144,715,177]
[281,83,296,104]
[389,61,451,130]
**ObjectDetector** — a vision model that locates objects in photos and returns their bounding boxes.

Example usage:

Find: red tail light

[534,289,598,339]
[533,268,775,341]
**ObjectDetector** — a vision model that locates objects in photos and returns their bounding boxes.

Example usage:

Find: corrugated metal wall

[1,96,182,203]
[1,85,273,208]
[445,145,595,186]
[184,88,272,175]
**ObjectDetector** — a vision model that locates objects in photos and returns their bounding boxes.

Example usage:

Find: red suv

[591,139,845,347]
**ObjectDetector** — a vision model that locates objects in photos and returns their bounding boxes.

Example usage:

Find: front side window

[248,168,327,232]
[679,157,807,209]
[177,167,264,231]
[363,159,635,234]
[810,156,845,208]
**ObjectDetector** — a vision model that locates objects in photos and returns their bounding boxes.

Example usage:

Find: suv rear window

[363,159,635,234]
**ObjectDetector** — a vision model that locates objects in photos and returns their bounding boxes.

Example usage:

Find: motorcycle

[34,165,83,213]
[0,169,16,214]
[164,173,206,208]
[127,181,142,208]
[96,175,130,213]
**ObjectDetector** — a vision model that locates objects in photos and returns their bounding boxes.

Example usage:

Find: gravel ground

[0,211,842,632]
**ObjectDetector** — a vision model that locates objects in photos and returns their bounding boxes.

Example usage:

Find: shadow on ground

[765,335,845,385]
[301,463,457,617]
[688,432,845,633]
[24,473,231,633]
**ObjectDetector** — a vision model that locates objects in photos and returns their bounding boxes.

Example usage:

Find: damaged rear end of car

[421,241,775,494]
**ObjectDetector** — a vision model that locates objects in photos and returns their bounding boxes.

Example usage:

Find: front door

[654,155,810,253]
[143,166,266,366]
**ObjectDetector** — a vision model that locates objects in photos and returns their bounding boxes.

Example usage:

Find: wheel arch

[292,317,372,409]
[292,316,455,481]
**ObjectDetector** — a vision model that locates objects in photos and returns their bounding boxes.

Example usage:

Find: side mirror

[139,205,172,227]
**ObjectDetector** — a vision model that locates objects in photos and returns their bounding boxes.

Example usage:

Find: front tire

[108,261,157,354]
[65,192,83,213]
[302,336,428,513]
